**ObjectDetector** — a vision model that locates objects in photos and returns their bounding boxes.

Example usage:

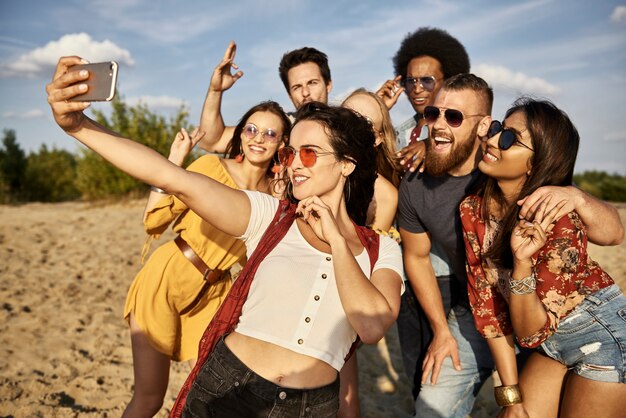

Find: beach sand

[1,200,624,417]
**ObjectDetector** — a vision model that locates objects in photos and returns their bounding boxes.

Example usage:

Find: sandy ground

[1,200,624,417]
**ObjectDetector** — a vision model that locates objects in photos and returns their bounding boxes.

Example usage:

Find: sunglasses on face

[403,76,437,92]
[242,123,281,143]
[423,106,484,128]
[487,120,534,152]
[278,146,336,168]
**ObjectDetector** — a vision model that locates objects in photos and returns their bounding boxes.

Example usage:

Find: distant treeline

[1,97,625,203]
[0,97,200,204]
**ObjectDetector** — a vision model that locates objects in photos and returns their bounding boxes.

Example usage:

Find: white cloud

[604,131,626,141]
[3,109,45,119]
[474,64,560,96]
[126,95,186,109]
[611,5,626,23]
[0,33,134,78]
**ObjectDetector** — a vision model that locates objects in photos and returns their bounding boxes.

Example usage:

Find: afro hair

[392,27,470,80]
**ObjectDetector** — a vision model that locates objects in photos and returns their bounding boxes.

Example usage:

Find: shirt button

[305,317,311,323]
[279,391,287,400]
[321,273,327,279]
[326,256,331,261]
[314,295,320,301]
[234,381,239,387]
[298,339,304,344]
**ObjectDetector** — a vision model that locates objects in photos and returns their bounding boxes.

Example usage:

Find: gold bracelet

[494,384,523,406]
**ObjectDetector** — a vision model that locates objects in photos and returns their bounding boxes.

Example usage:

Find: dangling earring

[344,179,351,203]
[235,153,244,163]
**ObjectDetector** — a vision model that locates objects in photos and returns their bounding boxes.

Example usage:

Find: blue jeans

[396,275,459,399]
[182,337,340,417]
[539,284,626,383]
[413,305,494,418]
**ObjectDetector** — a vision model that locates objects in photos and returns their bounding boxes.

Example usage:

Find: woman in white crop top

[48,55,403,418]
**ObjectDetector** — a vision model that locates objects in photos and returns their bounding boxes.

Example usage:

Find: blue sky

[1,0,625,174]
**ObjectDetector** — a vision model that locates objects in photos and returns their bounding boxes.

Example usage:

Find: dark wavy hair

[393,27,470,82]
[287,102,377,226]
[278,47,331,93]
[225,101,291,176]
[480,97,580,268]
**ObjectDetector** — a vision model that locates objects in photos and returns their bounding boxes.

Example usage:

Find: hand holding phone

[67,61,118,102]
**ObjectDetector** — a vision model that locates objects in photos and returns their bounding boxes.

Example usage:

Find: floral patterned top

[460,195,614,348]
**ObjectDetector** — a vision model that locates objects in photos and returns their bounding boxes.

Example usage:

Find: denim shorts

[538,284,626,383]
[182,336,340,417]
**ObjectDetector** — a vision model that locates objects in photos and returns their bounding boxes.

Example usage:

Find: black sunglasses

[488,120,534,152]
[423,106,484,128]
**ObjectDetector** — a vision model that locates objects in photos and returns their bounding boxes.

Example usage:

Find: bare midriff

[224,332,338,389]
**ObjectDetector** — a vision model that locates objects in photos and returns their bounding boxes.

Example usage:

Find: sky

[1,0,625,174]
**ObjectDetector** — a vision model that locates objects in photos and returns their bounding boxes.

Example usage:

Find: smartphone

[67,61,118,101]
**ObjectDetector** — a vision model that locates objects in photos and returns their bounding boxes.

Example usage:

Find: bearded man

[397,74,493,417]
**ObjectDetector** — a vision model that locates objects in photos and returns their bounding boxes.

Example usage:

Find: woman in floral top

[460,97,626,417]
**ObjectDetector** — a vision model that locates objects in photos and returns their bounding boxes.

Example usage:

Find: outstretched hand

[46,56,92,133]
[168,128,205,166]
[376,76,405,110]
[210,41,244,93]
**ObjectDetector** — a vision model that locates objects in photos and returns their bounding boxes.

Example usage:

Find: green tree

[23,144,80,202]
[76,96,193,199]
[0,129,27,202]
[574,171,626,202]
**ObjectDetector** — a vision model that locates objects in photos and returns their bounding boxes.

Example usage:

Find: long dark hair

[225,101,291,176]
[287,102,377,226]
[481,97,580,267]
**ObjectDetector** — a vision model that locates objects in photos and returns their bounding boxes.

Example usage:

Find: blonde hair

[342,88,401,187]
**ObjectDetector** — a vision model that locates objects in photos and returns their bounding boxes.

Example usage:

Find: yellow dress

[123,155,245,361]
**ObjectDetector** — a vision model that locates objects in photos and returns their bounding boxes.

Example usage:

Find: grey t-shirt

[397,169,484,307]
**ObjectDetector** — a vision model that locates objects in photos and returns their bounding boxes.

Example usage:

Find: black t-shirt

[398,170,485,306]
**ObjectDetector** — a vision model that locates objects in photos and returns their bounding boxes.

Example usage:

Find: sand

[1,200,624,417]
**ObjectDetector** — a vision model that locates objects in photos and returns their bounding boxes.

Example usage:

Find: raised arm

[399,228,461,384]
[47,56,250,237]
[517,185,624,246]
[197,41,243,153]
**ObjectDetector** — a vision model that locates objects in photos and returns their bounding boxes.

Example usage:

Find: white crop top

[236,191,404,371]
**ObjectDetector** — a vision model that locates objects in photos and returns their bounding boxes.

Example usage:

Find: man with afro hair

[378,27,470,154]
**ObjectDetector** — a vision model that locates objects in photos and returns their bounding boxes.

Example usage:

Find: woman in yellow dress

[122,101,290,417]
